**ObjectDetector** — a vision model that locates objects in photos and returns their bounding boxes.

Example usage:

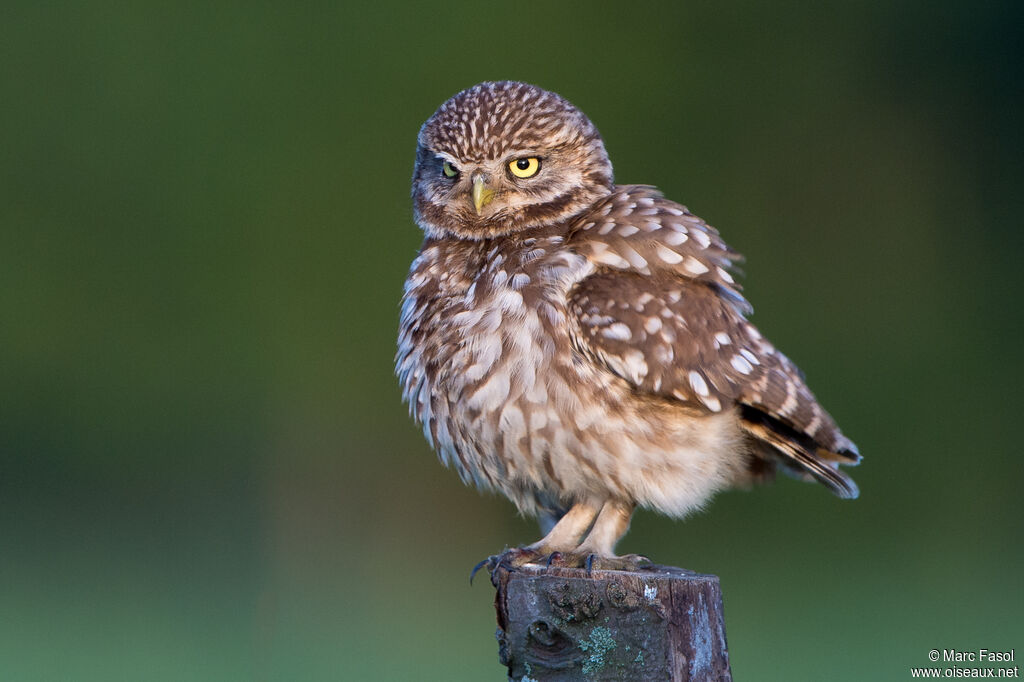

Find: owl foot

[527,549,653,573]
[538,550,649,571]
[470,546,551,584]
[470,547,652,583]
[583,552,652,573]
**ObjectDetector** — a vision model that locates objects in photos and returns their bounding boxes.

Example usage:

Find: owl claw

[470,547,548,584]
[469,557,492,585]
[471,548,653,583]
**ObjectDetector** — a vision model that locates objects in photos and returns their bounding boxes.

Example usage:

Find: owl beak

[471,175,495,215]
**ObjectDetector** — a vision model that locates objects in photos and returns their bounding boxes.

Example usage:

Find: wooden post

[492,563,731,681]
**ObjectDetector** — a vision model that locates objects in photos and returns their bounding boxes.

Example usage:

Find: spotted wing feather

[567,188,860,497]
[568,185,750,313]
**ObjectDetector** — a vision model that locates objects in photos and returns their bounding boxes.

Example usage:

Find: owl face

[412,81,614,240]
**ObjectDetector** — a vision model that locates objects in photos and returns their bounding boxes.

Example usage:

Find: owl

[396,81,860,570]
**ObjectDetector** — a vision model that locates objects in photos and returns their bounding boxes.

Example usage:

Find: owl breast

[398,232,591,507]
[397,229,748,519]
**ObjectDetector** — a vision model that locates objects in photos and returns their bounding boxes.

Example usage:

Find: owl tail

[740,410,860,500]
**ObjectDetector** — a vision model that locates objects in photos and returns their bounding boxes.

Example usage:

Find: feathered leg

[569,500,651,571]
[526,500,601,554]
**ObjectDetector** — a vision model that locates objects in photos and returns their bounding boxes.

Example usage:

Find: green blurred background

[2,1,1021,679]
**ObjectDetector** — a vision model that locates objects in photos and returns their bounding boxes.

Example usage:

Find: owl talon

[471,546,552,584]
[469,557,492,585]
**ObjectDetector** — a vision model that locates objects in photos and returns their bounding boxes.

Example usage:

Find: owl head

[412,81,614,240]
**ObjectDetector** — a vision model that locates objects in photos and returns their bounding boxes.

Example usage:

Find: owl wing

[566,186,860,498]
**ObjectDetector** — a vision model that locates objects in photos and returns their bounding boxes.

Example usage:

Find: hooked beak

[471,175,495,215]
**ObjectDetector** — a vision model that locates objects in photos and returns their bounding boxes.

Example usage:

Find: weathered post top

[492,563,731,681]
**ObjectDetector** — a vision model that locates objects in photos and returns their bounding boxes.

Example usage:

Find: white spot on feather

[663,230,689,246]
[622,349,648,383]
[700,395,722,412]
[589,243,630,269]
[644,317,663,333]
[684,257,709,275]
[688,371,710,397]
[806,410,822,436]
[730,355,753,375]
[656,244,684,264]
[620,246,649,270]
[602,323,632,341]
[779,380,799,416]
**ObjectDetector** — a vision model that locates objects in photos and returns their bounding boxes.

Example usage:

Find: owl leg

[471,501,601,580]
[569,499,651,571]
[574,499,633,556]
[525,500,601,554]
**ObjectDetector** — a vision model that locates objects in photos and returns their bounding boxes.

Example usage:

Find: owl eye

[509,157,541,179]
[442,160,459,178]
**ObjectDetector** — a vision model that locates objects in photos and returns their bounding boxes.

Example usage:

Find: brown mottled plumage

[397,81,860,565]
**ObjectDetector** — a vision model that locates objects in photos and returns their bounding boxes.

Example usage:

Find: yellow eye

[442,160,458,178]
[509,157,540,178]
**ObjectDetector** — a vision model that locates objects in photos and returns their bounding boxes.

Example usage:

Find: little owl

[397,81,860,570]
